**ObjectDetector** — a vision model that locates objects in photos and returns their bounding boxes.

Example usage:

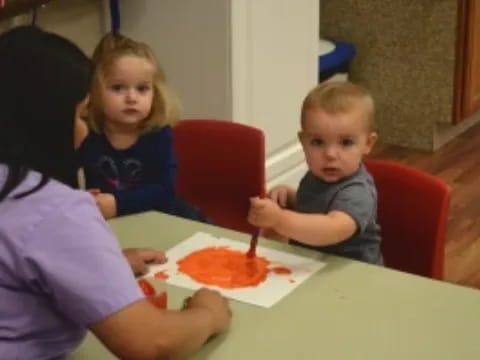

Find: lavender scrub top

[0,165,143,359]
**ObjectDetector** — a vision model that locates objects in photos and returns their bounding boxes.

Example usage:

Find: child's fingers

[137,248,168,264]
[132,259,149,276]
[247,212,260,226]
[277,191,288,208]
[87,188,101,196]
[269,189,279,204]
[250,196,268,209]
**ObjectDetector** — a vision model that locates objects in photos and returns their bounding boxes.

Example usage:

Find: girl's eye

[111,84,125,92]
[137,85,151,93]
[310,138,323,146]
[340,138,354,147]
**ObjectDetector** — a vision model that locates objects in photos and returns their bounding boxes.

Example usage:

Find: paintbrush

[246,228,260,258]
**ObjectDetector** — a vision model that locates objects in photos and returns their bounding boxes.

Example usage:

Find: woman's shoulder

[0,166,97,232]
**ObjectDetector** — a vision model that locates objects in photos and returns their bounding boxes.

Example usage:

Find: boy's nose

[324,146,338,159]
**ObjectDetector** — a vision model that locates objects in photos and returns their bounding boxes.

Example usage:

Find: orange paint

[137,278,167,309]
[154,270,169,280]
[149,293,167,309]
[137,278,155,296]
[177,247,270,289]
[271,266,292,275]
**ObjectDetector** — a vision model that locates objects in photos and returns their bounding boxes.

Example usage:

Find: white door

[231,0,318,188]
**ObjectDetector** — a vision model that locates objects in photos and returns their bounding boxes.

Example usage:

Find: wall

[321,0,464,151]
[0,0,103,56]
[116,0,232,120]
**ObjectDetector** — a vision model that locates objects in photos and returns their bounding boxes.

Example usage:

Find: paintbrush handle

[246,228,260,258]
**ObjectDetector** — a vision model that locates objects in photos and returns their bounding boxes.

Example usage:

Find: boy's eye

[340,138,354,147]
[310,138,324,146]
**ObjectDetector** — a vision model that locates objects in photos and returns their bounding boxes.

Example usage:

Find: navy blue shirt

[78,126,176,216]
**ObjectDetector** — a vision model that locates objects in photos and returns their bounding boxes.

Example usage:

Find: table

[70,212,480,359]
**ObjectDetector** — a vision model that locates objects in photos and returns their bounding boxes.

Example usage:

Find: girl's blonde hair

[88,32,180,133]
[301,81,375,131]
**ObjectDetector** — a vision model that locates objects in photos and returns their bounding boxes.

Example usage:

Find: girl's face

[100,55,155,131]
[74,97,89,150]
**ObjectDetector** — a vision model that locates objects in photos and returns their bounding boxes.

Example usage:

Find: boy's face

[299,108,377,183]
[100,55,154,130]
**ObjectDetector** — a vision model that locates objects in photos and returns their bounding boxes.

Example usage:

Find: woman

[0,26,231,360]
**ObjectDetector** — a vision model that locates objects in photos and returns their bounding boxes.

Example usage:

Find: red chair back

[364,159,450,280]
[173,119,265,233]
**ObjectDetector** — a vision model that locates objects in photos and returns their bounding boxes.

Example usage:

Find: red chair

[173,119,265,233]
[364,159,450,280]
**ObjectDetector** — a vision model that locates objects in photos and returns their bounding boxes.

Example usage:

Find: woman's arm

[92,288,231,360]
[122,248,167,276]
[24,190,230,359]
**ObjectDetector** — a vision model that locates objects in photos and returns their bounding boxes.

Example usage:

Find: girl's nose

[126,89,137,102]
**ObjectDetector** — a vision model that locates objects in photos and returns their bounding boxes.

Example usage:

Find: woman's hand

[122,248,167,276]
[184,288,232,334]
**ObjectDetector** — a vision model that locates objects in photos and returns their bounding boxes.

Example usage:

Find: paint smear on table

[271,266,292,275]
[145,232,326,308]
[154,270,169,280]
[137,278,167,309]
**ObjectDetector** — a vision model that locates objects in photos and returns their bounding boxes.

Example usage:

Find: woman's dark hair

[0,26,92,201]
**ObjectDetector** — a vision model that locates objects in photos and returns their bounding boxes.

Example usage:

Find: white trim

[265,141,305,181]
[230,0,252,125]
[266,162,307,190]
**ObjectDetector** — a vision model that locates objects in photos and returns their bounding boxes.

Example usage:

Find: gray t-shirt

[292,164,382,264]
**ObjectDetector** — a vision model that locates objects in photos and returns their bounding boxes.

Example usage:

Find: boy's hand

[248,197,283,228]
[122,248,167,276]
[268,185,292,208]
[94,193,117,219]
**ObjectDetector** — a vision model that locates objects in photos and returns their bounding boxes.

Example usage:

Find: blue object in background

[318,39,356,82]
[109,0,120,33]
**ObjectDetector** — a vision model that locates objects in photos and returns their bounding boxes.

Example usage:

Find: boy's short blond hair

[88,32,181,133]
[301,81,375,131]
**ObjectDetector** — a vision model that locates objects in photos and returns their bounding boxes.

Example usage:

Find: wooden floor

[370,123,480,288]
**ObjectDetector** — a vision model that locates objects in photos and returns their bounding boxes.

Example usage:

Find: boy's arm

[274,209,357,246]
[249,197,356,246]
[249,182,374,246]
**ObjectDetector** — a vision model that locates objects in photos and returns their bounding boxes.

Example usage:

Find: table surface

[70,211,480,360]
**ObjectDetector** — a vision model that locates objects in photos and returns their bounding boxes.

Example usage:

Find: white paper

[146,232,326,308]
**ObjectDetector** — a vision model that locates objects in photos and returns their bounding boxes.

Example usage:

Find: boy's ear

[364,132,378,155]
[297,131,307,148]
